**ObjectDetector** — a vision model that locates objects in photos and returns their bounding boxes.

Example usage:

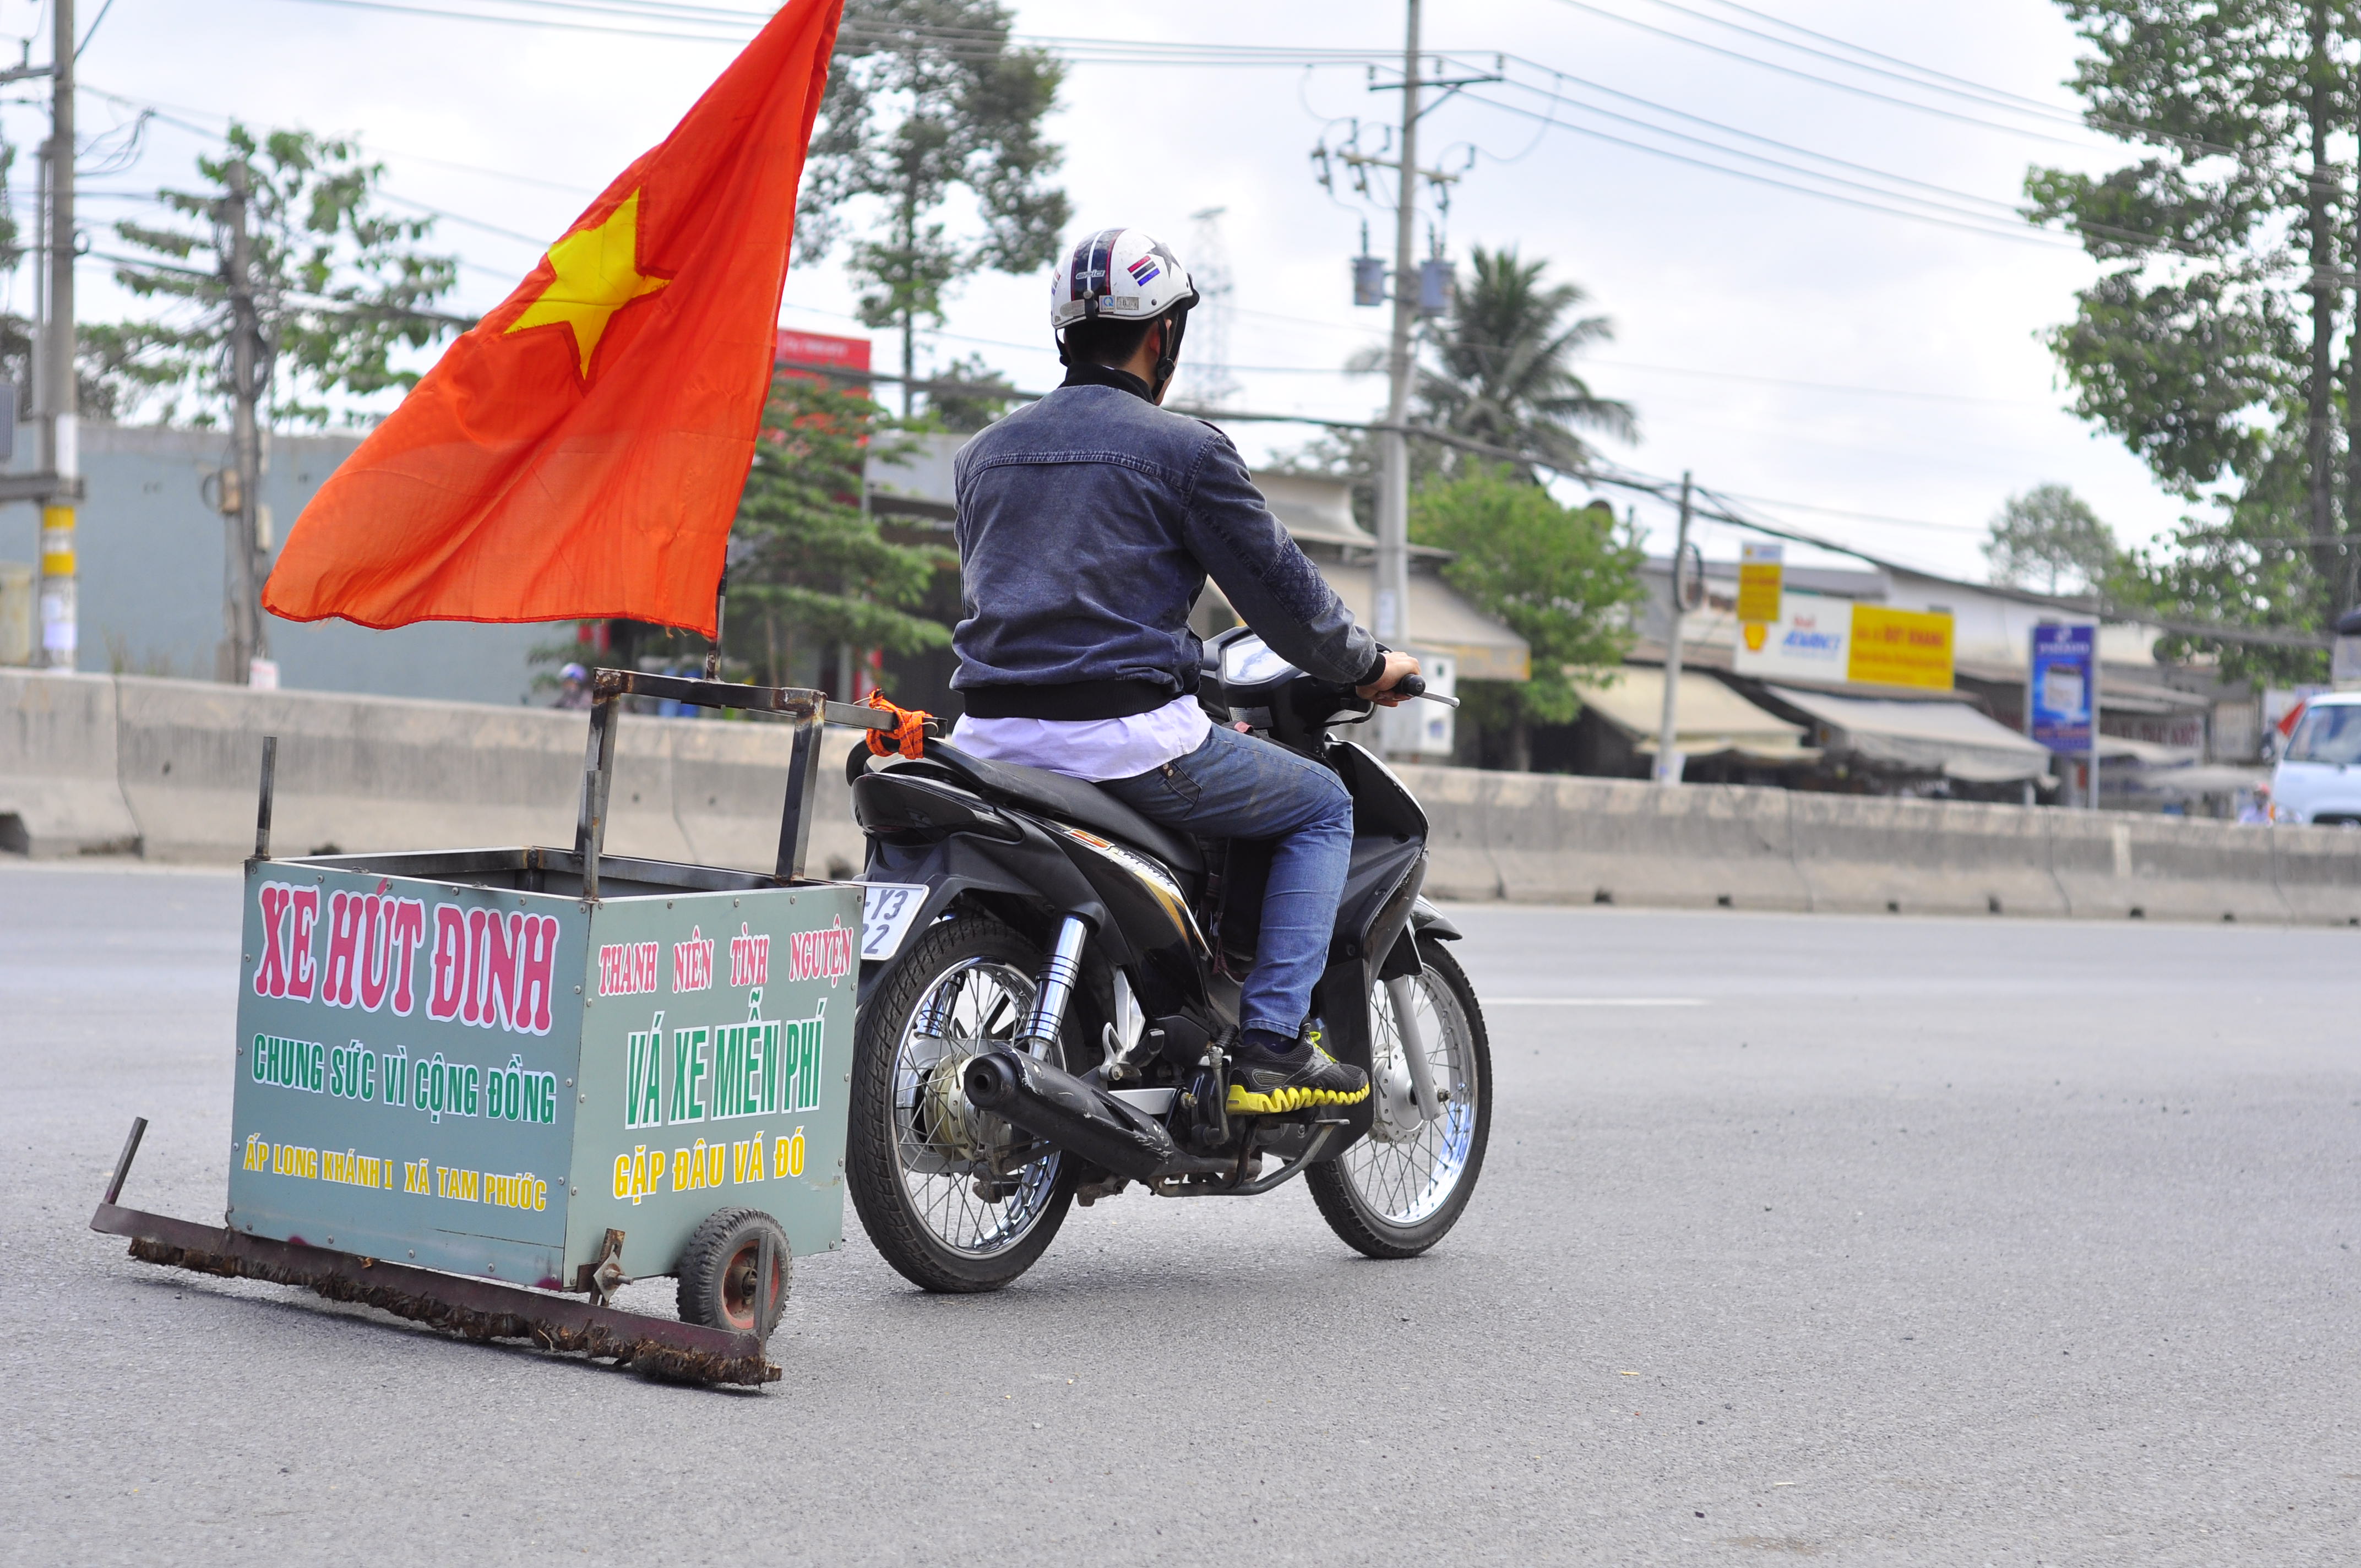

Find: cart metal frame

[91,671,899,1387]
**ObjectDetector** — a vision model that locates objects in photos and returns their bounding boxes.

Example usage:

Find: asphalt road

[4,861,2356,1566]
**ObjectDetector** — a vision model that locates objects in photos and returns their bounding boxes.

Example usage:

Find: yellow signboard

[1736,541,1783,625]
[1846,603,1954,689]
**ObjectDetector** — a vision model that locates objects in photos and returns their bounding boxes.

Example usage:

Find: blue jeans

[1102,726,1355,1040]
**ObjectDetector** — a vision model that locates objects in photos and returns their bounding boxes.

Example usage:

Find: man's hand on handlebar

[1357,651,1423,707]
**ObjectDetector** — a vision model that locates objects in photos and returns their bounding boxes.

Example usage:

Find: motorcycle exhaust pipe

[964,1050,1226,1184]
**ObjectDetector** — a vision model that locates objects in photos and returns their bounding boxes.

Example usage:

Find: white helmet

[1051,226,1198,334]
[1051,227,1199,399]
[1053,221,1199,321]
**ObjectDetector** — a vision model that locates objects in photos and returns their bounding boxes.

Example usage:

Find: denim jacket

[949,369,1382,720]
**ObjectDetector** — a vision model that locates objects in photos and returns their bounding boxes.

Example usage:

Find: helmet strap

[1149,308,1189,403]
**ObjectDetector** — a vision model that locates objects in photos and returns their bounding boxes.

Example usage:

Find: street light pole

[1655,472,1693,785]
[36,0,75,671]
[1374,0,1419,657]
[225,160,268,680]
[2088,660,2101,812]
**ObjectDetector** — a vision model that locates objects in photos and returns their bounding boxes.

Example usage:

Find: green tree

[799,0,1069,417]
[2025,0,2357,679]
[1416,246,1635,477]
[1281,247,1634,524]
[99,123,460,427]
[727,374,953,687]
[0,138,128,416]
[1985,483,2122,595]
[1411,466,1645,772]
[926,351,1015,433]
[0,140,30,402]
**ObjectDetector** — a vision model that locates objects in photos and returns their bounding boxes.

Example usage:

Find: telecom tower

[1179,206,1241,410]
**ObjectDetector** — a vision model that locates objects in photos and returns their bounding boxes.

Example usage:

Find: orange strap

[864,689,932,759]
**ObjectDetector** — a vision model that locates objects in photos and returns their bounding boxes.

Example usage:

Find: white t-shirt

[949,694,1212,784]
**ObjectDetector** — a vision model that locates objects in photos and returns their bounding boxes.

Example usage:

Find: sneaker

[1226,1031,1370,1115]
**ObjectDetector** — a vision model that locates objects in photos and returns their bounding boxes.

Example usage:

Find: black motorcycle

[844,628,1490,1291]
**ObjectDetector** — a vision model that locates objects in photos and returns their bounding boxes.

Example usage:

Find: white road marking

[1486,998,1707,1007]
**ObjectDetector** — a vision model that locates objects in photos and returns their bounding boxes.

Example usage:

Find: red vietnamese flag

[263,0,846,637]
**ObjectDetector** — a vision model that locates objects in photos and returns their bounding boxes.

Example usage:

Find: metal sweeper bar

[90,671,906,1387]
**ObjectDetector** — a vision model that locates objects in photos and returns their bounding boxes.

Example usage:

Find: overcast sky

[16,0,2176,584]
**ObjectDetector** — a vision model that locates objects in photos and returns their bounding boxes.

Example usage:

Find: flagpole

[705,567,728,679]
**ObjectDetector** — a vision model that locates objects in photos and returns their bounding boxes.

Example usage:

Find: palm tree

[1417,247,1634,475]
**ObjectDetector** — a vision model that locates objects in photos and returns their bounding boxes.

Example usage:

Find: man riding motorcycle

[945,226,1419,1115]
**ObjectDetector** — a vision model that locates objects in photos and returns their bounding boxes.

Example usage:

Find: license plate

[858,882,929,963]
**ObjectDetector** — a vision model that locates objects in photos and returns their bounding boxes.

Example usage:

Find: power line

[75,0,118,58]
[1458,88,2070,248]
[1481,69,2034,232]
[1706,489,1986,533]
[57,34,2139,432]
[1469,69,2204,257]
[1629,0,2241,160]
[249,0,1406,64]
[88,247,480,326]
[1541,0,2101,149]
[251,0,749,43]
[70,77,2102,429]
[168,9,2189,255]
[1672,0,2082,117]
[1584,360,2051,410]
[1493,58,2023,214]
[81,83,602,200]
[373,188,550,248]
[1630,0,2086,124]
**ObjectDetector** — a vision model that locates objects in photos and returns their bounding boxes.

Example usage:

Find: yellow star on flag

[505,189,671,379]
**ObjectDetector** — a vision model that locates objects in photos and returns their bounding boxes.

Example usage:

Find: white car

[2272,691,2361,825]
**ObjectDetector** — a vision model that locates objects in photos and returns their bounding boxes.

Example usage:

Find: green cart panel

[225,851,861,1290]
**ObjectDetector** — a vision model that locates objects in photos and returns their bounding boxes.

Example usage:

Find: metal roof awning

[1233,468,1530,681]
[1196,567,1531,681]
[1325,571,1531,681]
[1767,685,2055,784]
[1575,668,1814,761]
[2093,735,2202,767]
[2143,764,2266,798]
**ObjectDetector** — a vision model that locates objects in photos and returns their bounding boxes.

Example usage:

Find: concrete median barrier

[2270,822,2361,924]
[2,671,856,876]
[5,671,2355,925]
[111,675,624,862]
[2048,810,2292,924]
[662,720,864,879]
[1398,767,1813,911]
[1788,793,2069,918]
[0,670,143,856]
[1394,758,1501,901]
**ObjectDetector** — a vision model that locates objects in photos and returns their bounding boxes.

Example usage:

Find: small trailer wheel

[676,1207,791,1337]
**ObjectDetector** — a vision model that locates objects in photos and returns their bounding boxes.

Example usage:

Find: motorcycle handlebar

[1386,673,1460,709]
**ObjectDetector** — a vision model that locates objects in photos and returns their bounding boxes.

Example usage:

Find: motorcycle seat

[907,742,1205,878]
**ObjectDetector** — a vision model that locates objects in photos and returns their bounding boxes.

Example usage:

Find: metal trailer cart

[90,669,903,1387]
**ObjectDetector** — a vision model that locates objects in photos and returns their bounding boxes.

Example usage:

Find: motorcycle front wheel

[1307,938,1492,1259]
[847,915,1074,1292]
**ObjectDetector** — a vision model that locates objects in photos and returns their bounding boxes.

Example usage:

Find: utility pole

[1655,472,1693,785]
[1373,0,1420,658]
[35,0,76,670]
[223,159,268,682]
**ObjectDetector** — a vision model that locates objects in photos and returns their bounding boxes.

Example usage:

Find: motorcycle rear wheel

[848,915,1074,1292]
[1307,938,1490,1259]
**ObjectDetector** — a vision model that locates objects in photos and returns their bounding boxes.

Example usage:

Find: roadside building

[1610,549,2264,808]
[0,421,551,703]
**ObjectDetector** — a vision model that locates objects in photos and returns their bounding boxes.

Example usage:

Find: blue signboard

[2028,624,2096,750]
